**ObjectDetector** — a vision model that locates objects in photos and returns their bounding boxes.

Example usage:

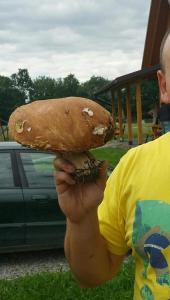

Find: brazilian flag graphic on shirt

[132,200,170,299]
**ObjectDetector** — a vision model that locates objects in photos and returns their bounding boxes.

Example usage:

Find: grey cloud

[0,0,151,80]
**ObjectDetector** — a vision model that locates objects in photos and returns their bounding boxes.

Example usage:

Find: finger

[54,158,75,173]
[96,160,108,190]
[54,170,76,187]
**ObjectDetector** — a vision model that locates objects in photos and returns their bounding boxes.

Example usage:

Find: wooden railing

[94,65,160,145]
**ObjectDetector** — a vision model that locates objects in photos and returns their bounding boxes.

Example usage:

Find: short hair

[160,28,170,72]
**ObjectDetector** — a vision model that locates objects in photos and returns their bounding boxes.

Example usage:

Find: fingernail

[67,165,75,172]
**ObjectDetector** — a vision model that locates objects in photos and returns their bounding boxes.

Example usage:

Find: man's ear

[157,70,169,103]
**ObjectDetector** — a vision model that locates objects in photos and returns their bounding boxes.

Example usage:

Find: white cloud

[0,0,150,82]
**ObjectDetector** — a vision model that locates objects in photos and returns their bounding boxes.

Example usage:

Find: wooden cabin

[142,0,170,68]
[95,0,170,145]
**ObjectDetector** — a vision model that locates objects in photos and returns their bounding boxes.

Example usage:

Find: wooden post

[117,89,124,140]
[126,86,133,145]
[136,81,143,144]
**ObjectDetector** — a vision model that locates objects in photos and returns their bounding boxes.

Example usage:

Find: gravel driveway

[0,249,69,280]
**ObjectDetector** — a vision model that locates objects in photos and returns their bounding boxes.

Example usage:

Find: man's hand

[53,157,124,287]
[54,158,108,223]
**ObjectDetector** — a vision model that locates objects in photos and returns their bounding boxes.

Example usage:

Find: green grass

[0,258,135,300]
[91,147,128,169]
[122,122,154,141]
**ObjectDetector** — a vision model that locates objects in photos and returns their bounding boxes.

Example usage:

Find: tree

[79,76,110,99]
[141,78,160,119]
[0,76,12,89]
[32,76,58,100]
[55,78,65,98]
[32,74,80,101]
[78,76,111,111]
[62,74,80,97]
[0,75,25,122]
[11,68,33,101]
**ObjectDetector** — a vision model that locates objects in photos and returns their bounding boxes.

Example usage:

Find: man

[54,30,170,300]
[158,29,170,135]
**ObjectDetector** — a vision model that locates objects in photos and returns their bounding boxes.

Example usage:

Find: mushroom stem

[58,151,102,182]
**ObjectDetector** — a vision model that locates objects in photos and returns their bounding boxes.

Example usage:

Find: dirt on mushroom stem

[57,151,102,183]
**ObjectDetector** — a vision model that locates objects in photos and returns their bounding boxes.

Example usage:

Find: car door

[17,150,66,248]
[0,150,25,247]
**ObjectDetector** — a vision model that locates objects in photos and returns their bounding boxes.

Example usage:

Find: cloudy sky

[0,0,151,82]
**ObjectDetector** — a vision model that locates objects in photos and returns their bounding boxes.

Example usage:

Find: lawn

[0,258,135,300]
[91,146,128,169]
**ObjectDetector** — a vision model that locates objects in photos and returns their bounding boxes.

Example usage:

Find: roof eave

[94,64,160,96]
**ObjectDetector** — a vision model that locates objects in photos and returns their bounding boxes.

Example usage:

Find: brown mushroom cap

[8,97,114,152]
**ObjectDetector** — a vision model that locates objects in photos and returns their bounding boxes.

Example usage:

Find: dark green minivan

[0,141,66,253]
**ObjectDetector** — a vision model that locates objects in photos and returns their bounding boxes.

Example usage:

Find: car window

[0,153,15,188]
[20,152,56,188]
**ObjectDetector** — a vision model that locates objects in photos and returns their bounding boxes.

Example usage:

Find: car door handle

[32,195,49,204]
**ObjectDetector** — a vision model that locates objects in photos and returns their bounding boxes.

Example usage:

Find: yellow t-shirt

[98,132,170,300]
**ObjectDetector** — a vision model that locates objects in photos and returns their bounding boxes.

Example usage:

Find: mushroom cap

[8,97,114,152]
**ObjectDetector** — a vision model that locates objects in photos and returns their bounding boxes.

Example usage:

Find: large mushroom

[8,97,114,182]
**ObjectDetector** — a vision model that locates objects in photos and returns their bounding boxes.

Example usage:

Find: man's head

[160,28,170,73]
[157,29,170,103]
